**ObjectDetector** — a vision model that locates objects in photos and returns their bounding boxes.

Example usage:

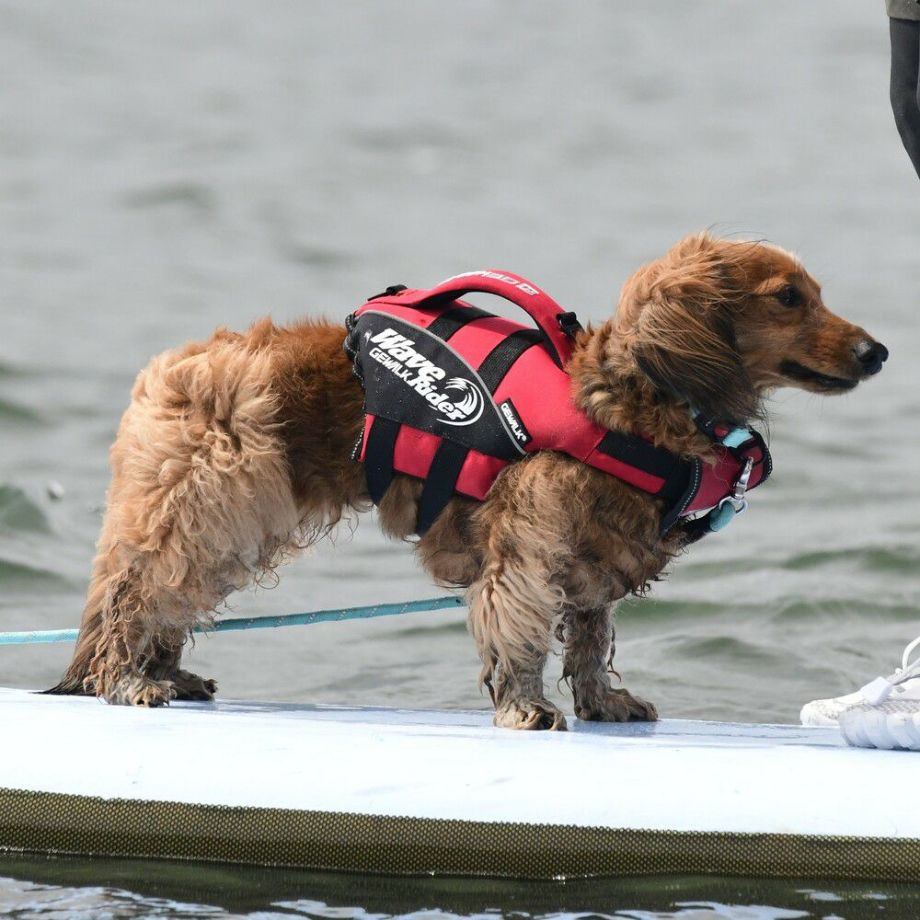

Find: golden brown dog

[50,234,887,729]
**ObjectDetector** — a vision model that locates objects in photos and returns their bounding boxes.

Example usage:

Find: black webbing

[415,329,543,534]
[363,417,400,505]
[476,329,544,392]
[595,430,687,490]
[655,462,696,505]
[596,429,699,535]
[415,441,471,535]
[426,305,492,341]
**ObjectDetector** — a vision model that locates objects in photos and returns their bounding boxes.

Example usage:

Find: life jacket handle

[367,269,582,367]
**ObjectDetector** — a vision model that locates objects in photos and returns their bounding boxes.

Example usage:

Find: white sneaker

[800,636,920,751]
[799,688,866,727]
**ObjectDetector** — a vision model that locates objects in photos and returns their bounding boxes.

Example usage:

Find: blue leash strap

[0,595,465,647]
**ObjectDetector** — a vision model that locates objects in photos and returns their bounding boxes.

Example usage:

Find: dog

[49,233,887,729]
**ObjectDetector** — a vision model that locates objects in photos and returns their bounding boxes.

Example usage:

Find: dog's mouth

[779,360,858,392]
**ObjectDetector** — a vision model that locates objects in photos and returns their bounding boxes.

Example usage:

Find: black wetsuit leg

[890,17,920,180]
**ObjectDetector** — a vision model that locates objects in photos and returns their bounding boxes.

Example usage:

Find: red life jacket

[344,269,771,538]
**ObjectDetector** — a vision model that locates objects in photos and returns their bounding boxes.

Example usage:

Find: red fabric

[437,316,521,371]
[361,417,510,501]
[694,450,746,510]
[370,269,577,366]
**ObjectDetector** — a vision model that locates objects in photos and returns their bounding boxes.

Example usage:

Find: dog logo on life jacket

[439,377,485,427]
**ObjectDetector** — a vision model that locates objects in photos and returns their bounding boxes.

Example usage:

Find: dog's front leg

[467,562,566,732]
[490,651,564,731]
[562,605,657,723]
[144,636,217,701]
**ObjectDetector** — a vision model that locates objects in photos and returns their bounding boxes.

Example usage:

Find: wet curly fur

[49,234,885,729]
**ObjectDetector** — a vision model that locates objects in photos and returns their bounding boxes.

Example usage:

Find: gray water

[1,1,919,916]
[1,855,919,920]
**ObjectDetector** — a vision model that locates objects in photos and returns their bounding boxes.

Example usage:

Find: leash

[0,595,464,646]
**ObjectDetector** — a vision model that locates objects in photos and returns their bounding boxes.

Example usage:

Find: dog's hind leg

[51,334,305,706]
[562,605,657,722]
[79,545,264,707]
[83,560,187,707]
[82,485,297,707]
[48,545,187,706]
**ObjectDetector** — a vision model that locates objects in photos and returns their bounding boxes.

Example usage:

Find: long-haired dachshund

[50,234,887,729]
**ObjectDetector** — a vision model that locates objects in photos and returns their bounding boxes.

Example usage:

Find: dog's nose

[854,340,889,376]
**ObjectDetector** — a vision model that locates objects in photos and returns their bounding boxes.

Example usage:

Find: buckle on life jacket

[557,311,583,338]
[707,456,754,532]
[367,284,407,301]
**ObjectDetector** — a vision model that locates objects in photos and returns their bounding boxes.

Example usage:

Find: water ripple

[0,396,42,424]
[0,485,50,533]
[782,545,920,573]
[121,181,217,214]
[672,635,779,663]
[0,555,69,587]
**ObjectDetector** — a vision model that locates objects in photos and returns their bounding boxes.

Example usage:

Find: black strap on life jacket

[415,326,544,534]
[426,304,492,339]
[593,429,700,535]
[363,416,400,505]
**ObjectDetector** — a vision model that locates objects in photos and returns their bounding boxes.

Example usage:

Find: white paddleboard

[0,687,916,881]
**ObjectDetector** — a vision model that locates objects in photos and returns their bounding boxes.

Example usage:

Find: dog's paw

[172,670,218,701]
[494,697,567,731]
[575,687,658,723]
[106,675,177,707]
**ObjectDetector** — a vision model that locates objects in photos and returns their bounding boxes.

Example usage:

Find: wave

[0,397,42,424]
[782,545,920,573]
[680,544,920,583]
[120,181,216,213]
[0,556,70,587]
[671,634,779,663]
[0,359,28,380]
[0,485,50,533]
[619,597,739,620]
[772,597,920,623]
[385,618,466,640]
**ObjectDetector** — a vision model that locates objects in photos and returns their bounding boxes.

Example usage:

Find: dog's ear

[626,235,759,425]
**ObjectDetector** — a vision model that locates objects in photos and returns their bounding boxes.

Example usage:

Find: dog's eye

[774,285,802,308]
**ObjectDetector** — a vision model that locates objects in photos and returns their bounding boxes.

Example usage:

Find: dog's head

[615,234,887,424]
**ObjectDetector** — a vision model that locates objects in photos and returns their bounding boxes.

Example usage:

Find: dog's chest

[562,493,682,606]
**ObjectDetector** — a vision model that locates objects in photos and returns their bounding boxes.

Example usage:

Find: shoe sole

[839,707,920,751]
